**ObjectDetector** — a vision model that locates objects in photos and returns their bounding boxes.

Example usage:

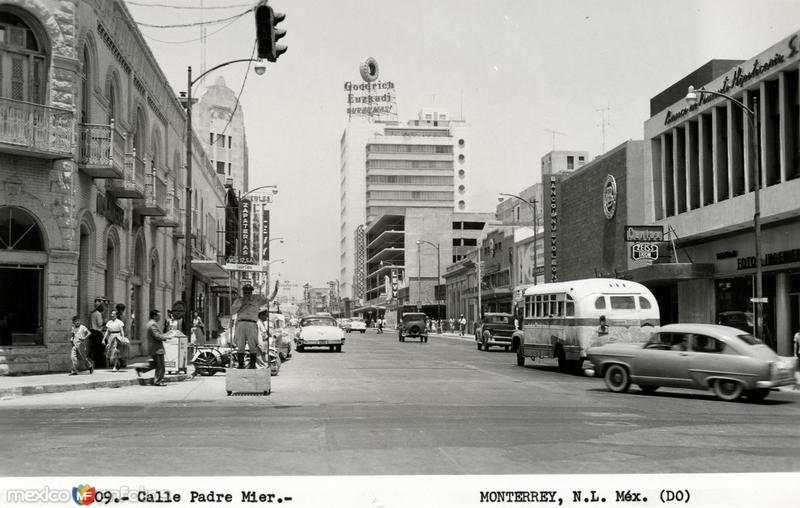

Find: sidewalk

[0,356,193,400]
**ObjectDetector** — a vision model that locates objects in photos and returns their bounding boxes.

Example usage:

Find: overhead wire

[135,8,251,29]
[138,12,243,44]
[217,39,257,138]
[126,1,254,10]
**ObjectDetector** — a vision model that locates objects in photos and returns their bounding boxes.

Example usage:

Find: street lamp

[685,85,763,339]
[416,239,441,319]
[181,58,265,336]
[499,192,539,285]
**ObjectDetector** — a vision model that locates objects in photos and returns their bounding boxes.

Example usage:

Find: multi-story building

[339,108,473,310]
[642,30,800,355]
[359,208,491,325]
[0,0,228,374]
[196,76,249,193]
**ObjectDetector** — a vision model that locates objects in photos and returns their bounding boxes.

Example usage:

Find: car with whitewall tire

[295,315,345,352]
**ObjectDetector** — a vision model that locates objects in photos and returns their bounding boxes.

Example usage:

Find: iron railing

[0,97,73,156]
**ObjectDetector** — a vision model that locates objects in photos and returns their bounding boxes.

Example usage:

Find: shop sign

[238,199,254,265]
[625,225,663,242]
[631,243,659,261]
[737,248,800,270]
[716,250,737,260]
[262,209,270,261]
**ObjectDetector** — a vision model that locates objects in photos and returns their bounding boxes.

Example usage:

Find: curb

[0,373,194,400]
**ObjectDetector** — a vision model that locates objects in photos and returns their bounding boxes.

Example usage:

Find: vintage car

[475,312,515,351]
[347,317,367,333]
[398,312,428,342]
[295,315,345,352]
[586,323,797,401]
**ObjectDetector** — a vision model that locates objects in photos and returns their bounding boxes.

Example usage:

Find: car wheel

[516,354,525,366]
[504,346,509,352]
[712,379,743,401]
[361,330,365,334]
[744,388,770,401]
[603,364,630,393]
[639,385,659,394]
[567,359,584,374]
[424,336,428,343]
[297,345,305,352]
[329,346,335,351]
[335,345,342,352]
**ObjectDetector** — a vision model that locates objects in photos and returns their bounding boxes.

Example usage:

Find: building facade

[339,108,473,310]
[643,30,800,355]
[0,0,227,374]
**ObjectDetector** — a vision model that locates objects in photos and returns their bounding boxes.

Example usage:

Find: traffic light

[255,2,287,63]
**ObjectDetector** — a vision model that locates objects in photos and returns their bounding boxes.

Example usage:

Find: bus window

[556,301,564,317]
[535,296,542,317]
[594,296,606,309]
[565,298,575,317]
[639,296,652,309]
[610,296,636,309]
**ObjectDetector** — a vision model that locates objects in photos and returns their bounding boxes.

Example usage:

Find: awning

[352,304,386,314]
[624,262,715,284]
[191,259,230,281]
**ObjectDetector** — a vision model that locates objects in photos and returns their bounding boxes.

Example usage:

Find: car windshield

[403,314,426,321]
[736,333,763,346]
[301,318,336,327]
[486,315,511,324]
[351,318,364,323]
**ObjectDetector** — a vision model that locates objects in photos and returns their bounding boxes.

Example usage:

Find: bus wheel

[603,364,630,393]
[516,354,525,366]
[567,359,584,374]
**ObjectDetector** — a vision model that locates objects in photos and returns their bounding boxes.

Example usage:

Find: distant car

[475,312,515,351]
[347,318,367,334]
[268,314,291,361]
[398,312,428,343]
[295,315,345,352]
[717,311,754,334]
[586,323,797,401]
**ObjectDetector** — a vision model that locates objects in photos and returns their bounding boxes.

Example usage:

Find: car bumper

[755,377,796,388]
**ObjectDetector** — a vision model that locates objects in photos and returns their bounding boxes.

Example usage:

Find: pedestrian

[458,315,466,336]
[69,315,93,375]
[114,303,129,368]
[793,326,800,391]
[449,317,455,333]
[256,307,270,369]
[597,315,609,336]
[231,284,267,369]
[102,309,128,372]
[377,317,383,334]
[191,311,206,346]
[89,303,106,368]
[163,309,178,333]
[135,309,167,386]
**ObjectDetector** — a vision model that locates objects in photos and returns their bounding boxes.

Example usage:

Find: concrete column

[677,278,715,324]
[660,134,669,217]
[778,71,789,183]
[775,273,791,356]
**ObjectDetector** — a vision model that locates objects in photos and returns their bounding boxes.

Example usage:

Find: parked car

[295,315,345,352]
[717,311,754,334]
[347,317,367,333]
[586,323,797,401]
[475,312,515,351]
[398,312,428,342]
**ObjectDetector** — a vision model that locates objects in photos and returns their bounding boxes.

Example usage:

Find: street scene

[2,0,800,507]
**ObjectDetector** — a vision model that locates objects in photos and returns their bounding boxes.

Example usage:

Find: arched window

[80,46,91,123]
[105,237,116,302]
[0,10,47,103]
[0,206,45,346]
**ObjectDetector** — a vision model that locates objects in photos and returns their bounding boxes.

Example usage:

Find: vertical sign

[239,198,252,263]
[391,269,398,298]
[262,208,270,261]
[549,176,559,282]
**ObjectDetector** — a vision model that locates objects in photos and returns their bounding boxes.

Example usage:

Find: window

[462,238,476,246]
[209,133,214,144]
[458,200,465,209]
[458,185,465,193]
[228,136,232,149]
[565,296,575,317]
[458,154,465,161]
[458,169,465,178]
[567,156,574,170]
[639,296,652,309]
[452,238,462,247]
[228,162,232,175]
[610,296,636,309]
[0,11,46,103]
[216,161,225,175]
[458,139,465,146]
[594,296,606,309]
[690,334,725,353]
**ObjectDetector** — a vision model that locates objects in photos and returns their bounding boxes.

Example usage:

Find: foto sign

[631,243,659,261]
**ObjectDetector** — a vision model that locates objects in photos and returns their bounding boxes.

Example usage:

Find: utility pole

[597,104,611,153]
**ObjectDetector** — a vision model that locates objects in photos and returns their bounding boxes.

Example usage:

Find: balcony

[0,97,73,159]
[106,149,145,199]
[152,190,181,228]
[134,167,168,216]
[77,121,126,178]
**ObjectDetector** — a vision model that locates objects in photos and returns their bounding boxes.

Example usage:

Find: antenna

[597,104,611,153]
[542,128,566,150]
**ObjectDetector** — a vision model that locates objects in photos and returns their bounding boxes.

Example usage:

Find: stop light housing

[255,3,287,63]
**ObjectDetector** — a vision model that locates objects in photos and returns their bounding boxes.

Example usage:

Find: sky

[125,0,800,296]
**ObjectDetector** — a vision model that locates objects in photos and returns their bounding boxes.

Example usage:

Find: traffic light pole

[182,59,264,337]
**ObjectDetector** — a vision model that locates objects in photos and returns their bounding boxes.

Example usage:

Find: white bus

[512,278,660,372]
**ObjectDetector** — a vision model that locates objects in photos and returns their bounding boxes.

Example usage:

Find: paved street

[0,329,798,476]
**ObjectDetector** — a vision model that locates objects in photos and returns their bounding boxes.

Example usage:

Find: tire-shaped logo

[360,57,380,82]
[602,174,617,220]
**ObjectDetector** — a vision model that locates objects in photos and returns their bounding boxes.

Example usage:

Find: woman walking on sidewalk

[69,316,93,375]
[102,310,128,372]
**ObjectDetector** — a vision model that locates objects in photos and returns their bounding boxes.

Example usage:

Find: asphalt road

[0,329,798,476]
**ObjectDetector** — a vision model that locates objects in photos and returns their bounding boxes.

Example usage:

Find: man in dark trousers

[136,309,168,386]
[231,282,278,368]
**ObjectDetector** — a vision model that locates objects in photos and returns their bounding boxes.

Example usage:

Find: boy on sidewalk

[69,316,93,375]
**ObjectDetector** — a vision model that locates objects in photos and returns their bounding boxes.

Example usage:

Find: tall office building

[340,108,473,307]
[196,76,249,193]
